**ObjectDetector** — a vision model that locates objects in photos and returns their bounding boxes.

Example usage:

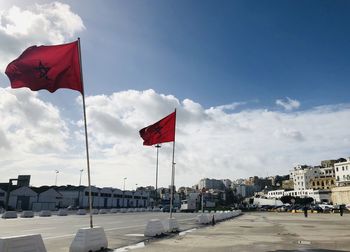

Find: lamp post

[135,183,138,191]
[155,144,161,206]
[79,169,84,186]
[54,170,59,186]
[123,177,127,191]
[78,169,84,208]
[201,188,205,213]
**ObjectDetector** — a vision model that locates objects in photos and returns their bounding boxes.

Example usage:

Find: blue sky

[73,0,350,108]
[0,0,350,188]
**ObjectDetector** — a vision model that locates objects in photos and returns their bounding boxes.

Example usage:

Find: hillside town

[1,156,350,212]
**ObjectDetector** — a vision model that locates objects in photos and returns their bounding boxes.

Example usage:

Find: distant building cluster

[2,156,350,211]
[265,157,350,205]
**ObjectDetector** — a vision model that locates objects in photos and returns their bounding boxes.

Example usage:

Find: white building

[222,179,232,189]
[198,178,224,190]
[8,186,37,210]
[267,189,331,203]
[32,187,63,211]
[334,158,350,186]
[291,165,335,191]
[99,188,113,208]
[82,186,100,208]
[112,189,123,208]
[123,191,133,207]
[291,165,315,190]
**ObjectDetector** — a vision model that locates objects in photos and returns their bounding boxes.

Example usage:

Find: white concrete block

[0,234,47,252]
[20,211,34,218]
[162,218,179,233]
[98,209,107,214]
[57,209,68,216]
[69,227,108,252]
[1,211,17,219]
[77,209,87,215]
[144,219,165,237]
[39,210,52,217]
[196,214,210,224]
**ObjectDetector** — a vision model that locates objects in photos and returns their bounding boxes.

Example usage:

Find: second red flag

[139,111,176,146]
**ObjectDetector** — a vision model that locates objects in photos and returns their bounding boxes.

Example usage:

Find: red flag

[5,41,83,94]
[139,111,176,146]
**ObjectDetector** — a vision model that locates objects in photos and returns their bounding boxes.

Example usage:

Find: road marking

[74,221,122,227]
[43,233,76,240]
[125,233,144,237]
[105,224,145,231]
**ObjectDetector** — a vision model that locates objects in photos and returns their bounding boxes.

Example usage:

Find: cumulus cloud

[0,87,69,154]
[0,2,85,72]
[1,88,350,188]
[276,97,300,111]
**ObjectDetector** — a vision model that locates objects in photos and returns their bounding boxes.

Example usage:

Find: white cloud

[0,87,69,154]
[0,1,85,72]
[0,88,350,188]
[276,97,300,111]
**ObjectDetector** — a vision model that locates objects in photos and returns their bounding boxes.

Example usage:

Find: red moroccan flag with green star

[139,111,176,146]
[5,40,83,94]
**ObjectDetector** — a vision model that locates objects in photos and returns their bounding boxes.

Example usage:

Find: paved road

[0,211,200,252]
[130,211,350,252]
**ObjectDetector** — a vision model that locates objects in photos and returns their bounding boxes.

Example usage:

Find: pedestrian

[211,214,216,226]
[304,206,308,218]
[340,205,344,217]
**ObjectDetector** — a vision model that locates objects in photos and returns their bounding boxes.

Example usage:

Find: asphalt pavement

[0,211,200,252]
[129,211,350,252]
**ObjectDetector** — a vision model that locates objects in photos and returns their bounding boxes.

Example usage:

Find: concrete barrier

[0,234,47,252]
[20,211,34,218]
[144,219,165,237]
[98,209,108,214]
[57,209,68,216]
[77,209,86,215]
[162,218,179,233]
[39,210,52,217]
[2,211,18,219]
[196,214,210,224]
[69,227,108,252]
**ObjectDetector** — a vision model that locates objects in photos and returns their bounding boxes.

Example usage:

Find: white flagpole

[78,37,93,228]
[169,109,176,218]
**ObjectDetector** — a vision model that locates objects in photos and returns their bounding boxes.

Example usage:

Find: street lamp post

[78,169,84,208]
[123,177,127,191]
[79,169,84,186]
[155,144,161,206]
[54,170,59,186]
